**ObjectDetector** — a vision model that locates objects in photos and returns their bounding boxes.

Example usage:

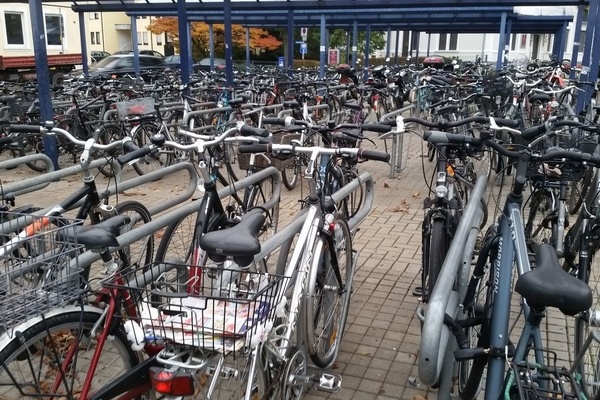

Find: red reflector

[150,367,195,396]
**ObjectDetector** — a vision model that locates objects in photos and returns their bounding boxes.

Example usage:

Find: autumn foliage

[148,17,282,58]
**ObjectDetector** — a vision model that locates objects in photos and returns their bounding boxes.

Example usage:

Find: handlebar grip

[493,118,520,128]
[361,124,393,133]
[9,124,42,134]
[424,131,483,146]
[261,117,287,126]
[358,149,390,162]
[116,142,151,166]
[238,144,270,153]
[521,124,547,141]
[240,125,270,138]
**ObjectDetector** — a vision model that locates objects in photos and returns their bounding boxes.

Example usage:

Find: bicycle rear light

[150,367,195,396]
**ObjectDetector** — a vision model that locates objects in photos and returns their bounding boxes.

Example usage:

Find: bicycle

[428,119,600,400]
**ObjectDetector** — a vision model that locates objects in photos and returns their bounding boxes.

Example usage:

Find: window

[90,31,95,44]
[156,34,163,45]
[520,34,527,49]
[45,14,64,46]
[5,11,25,45]
[94,13,100,19]
[438,33,458,51]
[142,31,149,45]
[511,34,517,51]
[137,31,143,44]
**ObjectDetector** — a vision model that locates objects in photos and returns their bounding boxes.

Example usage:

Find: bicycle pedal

[314,372,342,393]
[413,286,424,297]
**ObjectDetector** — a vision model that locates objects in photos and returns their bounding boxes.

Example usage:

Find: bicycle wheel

[245,176,279,245]
[154,212,197,264]
[96,123,125,178]
[569,166,594,215]
[282,159,299,191]
[0,311,138,399]
[130,122,173,176]
[422,218,448,302]
[304,217,353,368]
[575,230,600,399]
[524,189,557,251]
[457,229,497,399]
[114,201,154,269]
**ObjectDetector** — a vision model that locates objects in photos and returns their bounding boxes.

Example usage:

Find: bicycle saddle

[528,93,552,103]
[200,210,265,267]
[57,215,131,250]
[515,244,592,316]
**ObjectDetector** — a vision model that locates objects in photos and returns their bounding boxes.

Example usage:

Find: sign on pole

[301,27,308,40]
[278,56,285,68]
[300,42,307,60]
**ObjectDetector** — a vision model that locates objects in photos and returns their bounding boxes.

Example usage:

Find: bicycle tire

[130,121,174,176]
[96,123,126,178]
[245,176,279,245]
[0,311,138,399]
[282,160,299,190]
[524,189,557,251]
[423,218,448,302]
[154,212,197,264]
[569,166,594,215]
[457,229,497,400]
[304,217,353,368]
[574,233,600,399]
[114,201,154,269]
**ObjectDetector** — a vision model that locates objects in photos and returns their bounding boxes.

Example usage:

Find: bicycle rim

[0,311,137,399]
[304,217,353,368]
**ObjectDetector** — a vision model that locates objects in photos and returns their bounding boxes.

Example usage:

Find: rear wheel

[569,166,594,215]
[130,122,173,176]
[114,201,154,269]
[0,311,138,399]
[524,189,557,252]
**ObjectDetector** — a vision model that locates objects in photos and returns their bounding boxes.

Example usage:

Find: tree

[328,29,386,58]
[147,17,282,59]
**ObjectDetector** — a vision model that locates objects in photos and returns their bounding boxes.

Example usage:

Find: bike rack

[276,104,331,123]
[66,166,282,271]
[416,175,487,397]
[0,158,116,198]
[0,162,198,234]
[379,103,416,178]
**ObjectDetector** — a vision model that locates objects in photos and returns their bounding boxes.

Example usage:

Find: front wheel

[130,122,173,176]
[282,159,299,190]
[114,201,154,269]
[0,311,138,399]
[304,217,353,368]
[422,218,449,302]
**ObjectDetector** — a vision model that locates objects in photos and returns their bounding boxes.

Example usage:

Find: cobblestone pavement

[0,129,575,400]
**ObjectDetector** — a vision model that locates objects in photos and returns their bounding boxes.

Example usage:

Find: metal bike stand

[379,103,416,178]
[0,154,55,194]
[416,176,487,395]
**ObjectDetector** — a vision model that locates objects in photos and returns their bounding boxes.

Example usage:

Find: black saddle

[57,215,131,250]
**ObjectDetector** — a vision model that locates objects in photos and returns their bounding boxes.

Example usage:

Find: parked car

[163,55,200,69]
[113,50,164,58]
[196,57,226,71]
[88,54,166,79]
[90,51,110,64]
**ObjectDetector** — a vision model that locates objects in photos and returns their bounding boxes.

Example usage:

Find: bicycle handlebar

[238,143,390,162]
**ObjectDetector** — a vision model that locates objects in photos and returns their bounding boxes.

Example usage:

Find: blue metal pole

[209,23,215,72]
[577,0,600,113]
[352,20,358,68]
[556,21,568,61]
[177,0,190,84]
[364,24,371,82]
[395,30,400,64]
[28,0,58,169]
[414,31,420,65]
[570,4,584,79]
[319,14,326,79]
[287,9,294,74]
[131,16,140,78]
[504,18,512,66]
[246,26,250,71]
[386,27,391,59]
[346,31,350,63]
[78,13,89,75]
[223,0,234,86]
[496,12,507,70]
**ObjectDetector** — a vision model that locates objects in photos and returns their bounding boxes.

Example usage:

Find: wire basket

[483,75,514,99]
[116,97,155,118]
[0,213,85,329]
[238,132,301,171]
[102,262,288,354]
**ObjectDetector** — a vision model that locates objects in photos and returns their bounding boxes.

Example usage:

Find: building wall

[0,2,81,56]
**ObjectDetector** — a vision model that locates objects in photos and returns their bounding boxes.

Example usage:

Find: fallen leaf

[392,206,408,213]
[413,191,421,198]
[383,182,390,188]
[401,199,409,206]
[414,395,427,400]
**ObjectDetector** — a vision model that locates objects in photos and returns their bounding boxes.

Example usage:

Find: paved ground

[0,128,577,400]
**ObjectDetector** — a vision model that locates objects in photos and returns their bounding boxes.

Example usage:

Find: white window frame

[95,32,101,45]
[142,31,149,45]
[156,33,163,45]
[4,10,28,49]
[45,13,65,49]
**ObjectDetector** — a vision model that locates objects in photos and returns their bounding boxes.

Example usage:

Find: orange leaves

[147,18,282,53]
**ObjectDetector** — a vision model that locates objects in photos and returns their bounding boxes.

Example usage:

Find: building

[381,6,584,65]
[1,2,81,56]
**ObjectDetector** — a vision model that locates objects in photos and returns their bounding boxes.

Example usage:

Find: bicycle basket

[238,132,300,171]
[116,97,155,118]
[0,213,85,330]
[483,75,514,99]
[102,262,288,355]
